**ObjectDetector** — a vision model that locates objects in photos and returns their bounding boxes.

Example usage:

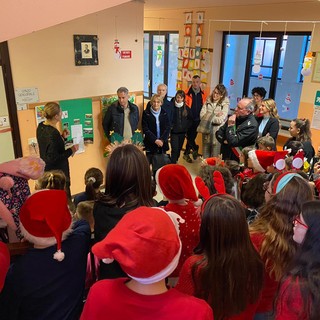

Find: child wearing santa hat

[0,189,91,320]
[81,206,213,320]
[156,164,201,279]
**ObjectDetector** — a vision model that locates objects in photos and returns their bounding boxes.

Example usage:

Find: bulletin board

[59,98,94,144]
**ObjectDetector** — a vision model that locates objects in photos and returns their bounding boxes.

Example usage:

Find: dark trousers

[171,133,186,164]
[184,120,200,155]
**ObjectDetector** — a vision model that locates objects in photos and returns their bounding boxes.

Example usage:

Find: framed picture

[73,35,99,66]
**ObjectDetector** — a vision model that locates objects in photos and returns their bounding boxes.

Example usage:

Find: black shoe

[192,150,199,160]
[183,154,192,163]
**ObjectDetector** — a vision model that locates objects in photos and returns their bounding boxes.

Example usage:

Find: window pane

[152,35,165,95]
[221,34,249,109]
[143,33,150,96]
[167,33,179,98]
[274,35,308,120]
[262,40,275,66]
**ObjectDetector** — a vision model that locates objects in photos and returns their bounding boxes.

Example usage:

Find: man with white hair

[216,98,258,161]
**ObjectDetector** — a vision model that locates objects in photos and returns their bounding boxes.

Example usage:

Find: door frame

[0,42,22,158]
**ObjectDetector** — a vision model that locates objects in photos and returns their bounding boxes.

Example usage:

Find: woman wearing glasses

[250,172,313,320]
[276,200,320,319]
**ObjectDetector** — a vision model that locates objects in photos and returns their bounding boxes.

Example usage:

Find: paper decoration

[186,71,193,81]
[252,50,262,73]
[230,79,235,86]
[183,48,190,58]
[178,48,183,59]
[285,93,292,105]
[195,47,201,58]
[197,11,204,24]
[176,81,182,90]
[202,50,211,73]
[178,59,183,69]
[194,59,200,69]
[189,48,195,59]
[184,37,191,48]
[258,74,263,80]
[195,36,202,47]
[185,24,192,36]
[185,12,192,24]
[155,45,163,67]
[196,24,203,36]
[177,70,182,81]
[182,68,188,79]
[183,58,189,69]
[188,59,195,70]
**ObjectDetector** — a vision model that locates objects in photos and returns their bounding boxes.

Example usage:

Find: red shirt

[250,232,279,312]
[276,276,308,320]
[163,201,201,277]
[176,255,259,320]
[81,278,213,320]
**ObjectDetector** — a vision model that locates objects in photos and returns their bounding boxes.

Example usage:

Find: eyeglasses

[263,181,272,194]
[253,94,261,97]
[213,91,221,95]
[293,216,308,229]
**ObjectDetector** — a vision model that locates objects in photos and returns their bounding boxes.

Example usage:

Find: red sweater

[176,255,259,320]
[163,201,201,277]
[81,278,213,320]
[250,232,279,312]
[276,276,308,320]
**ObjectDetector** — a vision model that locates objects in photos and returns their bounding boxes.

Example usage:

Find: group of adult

[35,82,315,198]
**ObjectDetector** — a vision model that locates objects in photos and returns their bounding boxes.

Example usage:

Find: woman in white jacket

[200,84,230,158]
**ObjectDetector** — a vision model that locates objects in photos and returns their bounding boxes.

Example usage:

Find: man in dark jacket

[183,75,207,163]
[102,87,139,141]
[216,98,258,161]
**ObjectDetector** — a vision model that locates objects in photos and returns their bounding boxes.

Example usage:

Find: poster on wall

[35,105,45,126]
[59,98,94,147]
[311,90,320,130]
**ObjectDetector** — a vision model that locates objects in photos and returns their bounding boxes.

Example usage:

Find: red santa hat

[92,206,184,284]
[19,189,72,262]
[248,150,275,173]
[273,151,289,171]
[156,164,199,202]
[292,150,305,170]
[0,242,10,292]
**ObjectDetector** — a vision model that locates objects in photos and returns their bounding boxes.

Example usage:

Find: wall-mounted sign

[121,50,132,59]
[15,87,39,104]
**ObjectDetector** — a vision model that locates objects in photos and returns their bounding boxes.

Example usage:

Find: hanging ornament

[114,39,121,59]
[301,51,313,76]
[253,21,267,74]
[226,21,231,48]
[301,23,315,76]
[155,45,163,67]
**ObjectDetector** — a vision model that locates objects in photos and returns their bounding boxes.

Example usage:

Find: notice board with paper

[59,98,94,152]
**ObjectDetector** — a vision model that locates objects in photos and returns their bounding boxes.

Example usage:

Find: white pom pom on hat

[292,150,305,170]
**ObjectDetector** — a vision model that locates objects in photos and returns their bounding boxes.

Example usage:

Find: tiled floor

[154,151,203,202]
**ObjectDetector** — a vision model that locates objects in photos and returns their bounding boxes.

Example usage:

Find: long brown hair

[100,144,154,208]
[192,195,263,319]
[250,174,313,280]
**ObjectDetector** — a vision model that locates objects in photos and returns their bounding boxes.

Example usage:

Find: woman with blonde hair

[256,98,280,149]
[36,102,79,199]
[250,172,314,319]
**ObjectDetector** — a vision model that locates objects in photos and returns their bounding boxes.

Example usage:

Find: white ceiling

[0,0,316,42]
[144,0,314,10]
